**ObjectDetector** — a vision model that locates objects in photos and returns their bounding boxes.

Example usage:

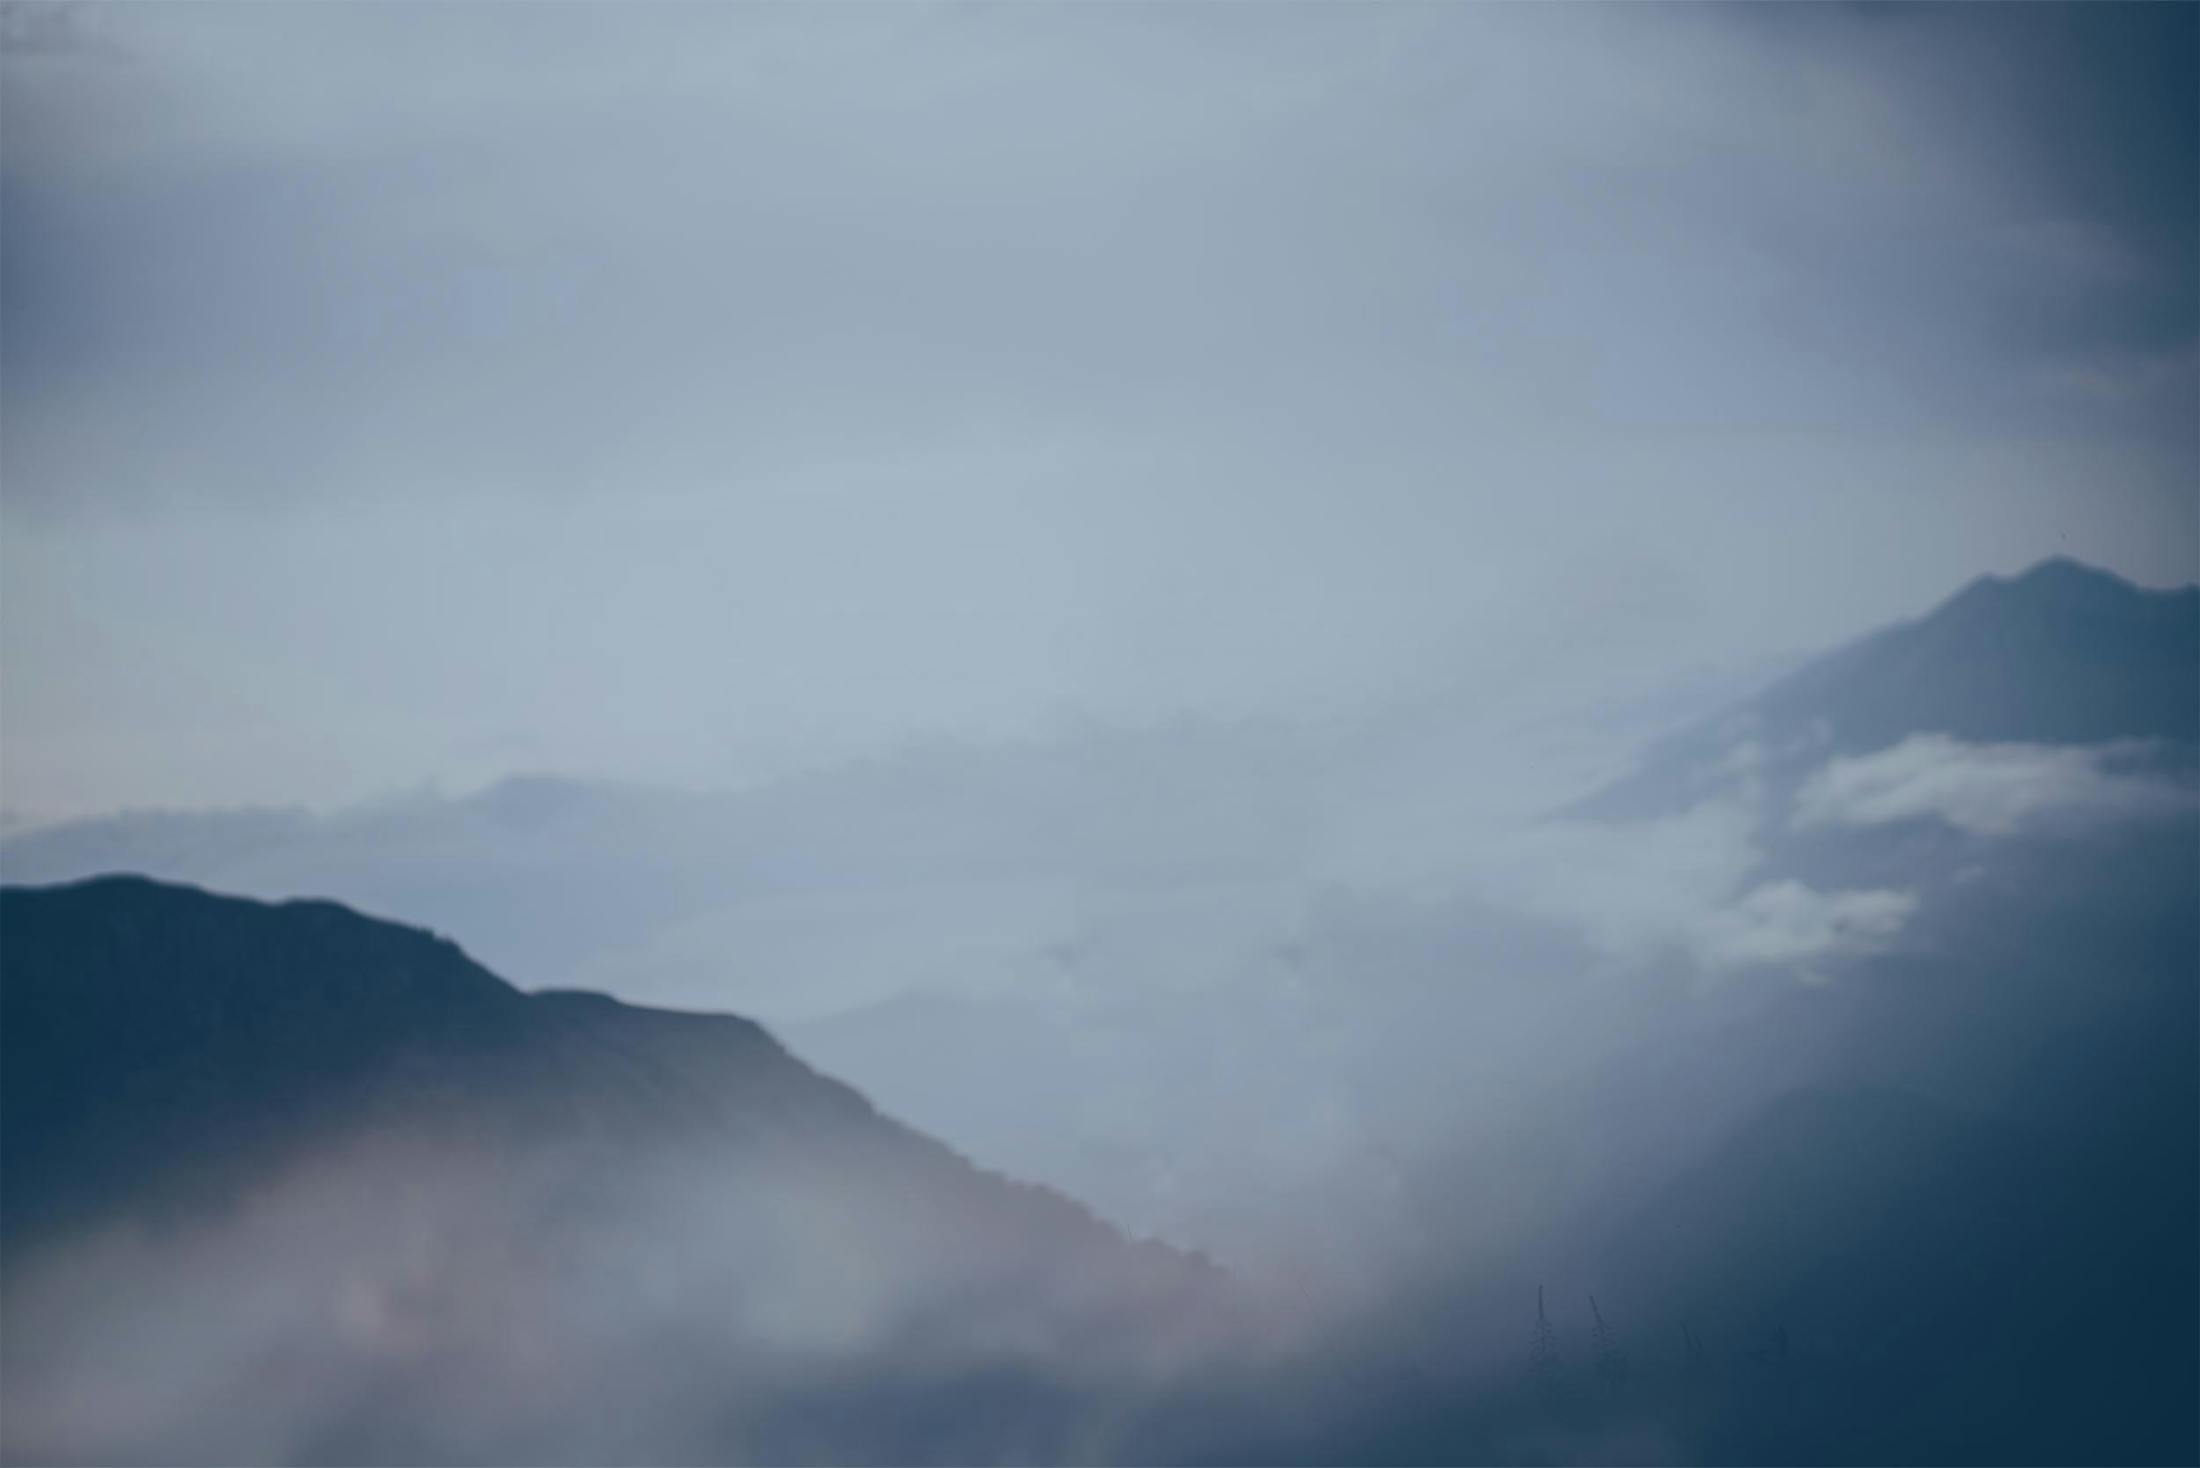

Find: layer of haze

[4,2,2194,823]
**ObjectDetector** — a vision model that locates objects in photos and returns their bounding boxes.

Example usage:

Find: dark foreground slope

[0,877,1237,1466]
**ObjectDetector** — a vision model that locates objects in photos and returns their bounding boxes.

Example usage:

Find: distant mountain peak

[1938,555,2181,620]
[1764,554,2198,748]
[1580,556,2198,820]
[2005,554,2129,589]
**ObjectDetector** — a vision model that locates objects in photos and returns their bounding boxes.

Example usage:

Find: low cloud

[1451,794,1914,980]
[1792,734,2193,837]
[1694,879,1915,974]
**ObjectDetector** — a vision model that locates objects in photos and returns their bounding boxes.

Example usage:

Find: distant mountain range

[1,877,1235,1465]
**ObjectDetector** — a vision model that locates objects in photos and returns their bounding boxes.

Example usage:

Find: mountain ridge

[1579,556,2199,821]
[0,874,1239,1464]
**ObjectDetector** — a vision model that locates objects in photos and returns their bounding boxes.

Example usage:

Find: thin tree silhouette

[1589,1294,1628,1394]
[1530,1284,1562,1400]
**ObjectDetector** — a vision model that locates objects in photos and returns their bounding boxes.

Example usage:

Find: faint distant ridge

[1580,557,2200,821]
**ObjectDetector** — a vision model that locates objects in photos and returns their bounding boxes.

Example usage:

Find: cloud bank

[1793,734,2195,837]
[1449,794,1913,981]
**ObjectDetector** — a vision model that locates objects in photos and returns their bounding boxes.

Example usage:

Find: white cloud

[1792,734,2193,837]
[1695,879,1916,973]
[1447,793,1914,978]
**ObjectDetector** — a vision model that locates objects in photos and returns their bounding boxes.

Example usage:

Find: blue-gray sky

[3,1,2193,820]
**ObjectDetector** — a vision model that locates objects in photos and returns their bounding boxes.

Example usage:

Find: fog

[2,4,2194,1464]
[2,1101,1260,1464]
[4,2,2193,821]
[8,661,2194,1294]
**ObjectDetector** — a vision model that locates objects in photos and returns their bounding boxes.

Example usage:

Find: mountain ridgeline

[1582,556,2200,821]
[0,878,1238,1465]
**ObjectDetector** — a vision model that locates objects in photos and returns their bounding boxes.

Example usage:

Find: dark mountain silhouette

[0,876,1237,1466]
[1583,556,2199,820]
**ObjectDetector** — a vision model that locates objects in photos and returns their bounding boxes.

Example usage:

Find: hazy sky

[4,1,2193,821]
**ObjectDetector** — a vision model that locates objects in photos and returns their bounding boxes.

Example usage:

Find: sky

[3,1,2194,823]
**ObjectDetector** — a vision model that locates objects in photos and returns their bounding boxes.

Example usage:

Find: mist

[2,3,2195,1465]
[5,2,2193,821]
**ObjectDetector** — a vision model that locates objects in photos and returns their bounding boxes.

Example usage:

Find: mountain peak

[1781,553,2199,749]
[2008,554,2126,589]
[1579,557,2198,819]
[1941,556,2171,619]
